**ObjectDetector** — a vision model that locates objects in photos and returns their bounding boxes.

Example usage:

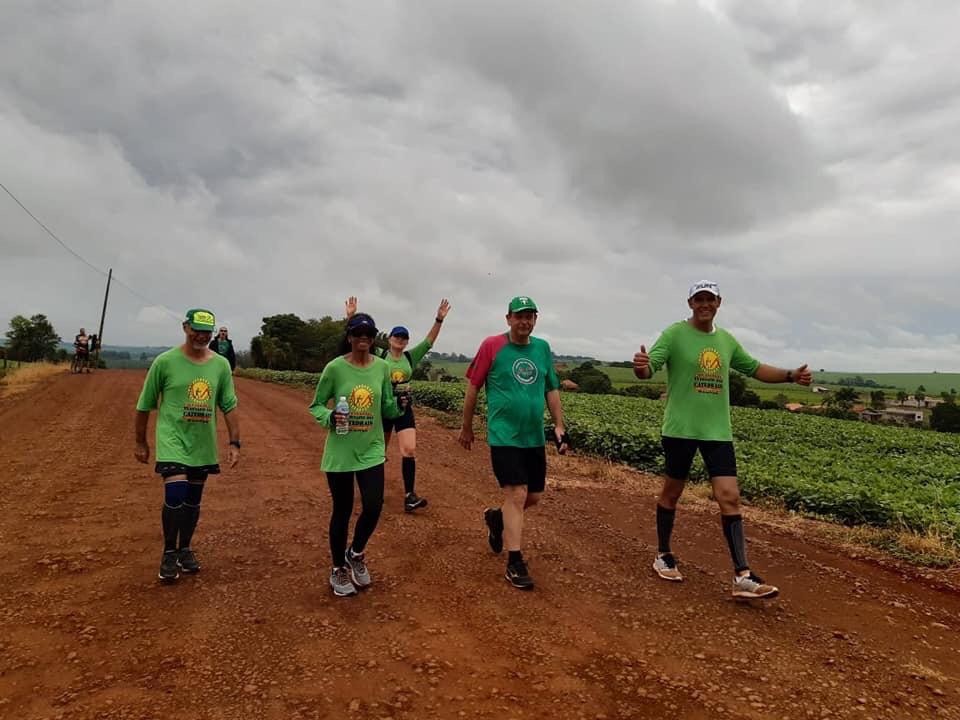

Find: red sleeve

[465,334,509,388]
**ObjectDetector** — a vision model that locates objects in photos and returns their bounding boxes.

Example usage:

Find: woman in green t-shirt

[344,297,451,513]
[309,313,403,597]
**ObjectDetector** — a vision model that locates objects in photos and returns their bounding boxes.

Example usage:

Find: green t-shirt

[648,321,760,441]
[217,340,230,355]
[380,338,432,385]
[466,334,560,448]
[135,348,238,466]
[308,356,402,472]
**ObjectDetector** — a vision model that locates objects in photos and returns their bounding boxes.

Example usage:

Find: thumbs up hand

[793,364,812,386]
[633,345,650,379]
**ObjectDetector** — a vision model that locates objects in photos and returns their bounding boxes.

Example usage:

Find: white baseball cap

[688,280,720,299]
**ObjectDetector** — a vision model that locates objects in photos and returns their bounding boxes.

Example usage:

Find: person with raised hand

[344,297,452,513]
[634,281,811,600]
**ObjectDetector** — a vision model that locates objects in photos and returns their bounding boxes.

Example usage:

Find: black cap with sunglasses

[347,313,378,338]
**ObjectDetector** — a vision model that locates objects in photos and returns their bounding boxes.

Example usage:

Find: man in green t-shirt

[633,281,812,599]
[459,296,569,590]
[135,308,241,584]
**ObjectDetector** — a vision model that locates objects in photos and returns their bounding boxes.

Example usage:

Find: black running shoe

[505,560,534,590]
[404,492,428,513]
[484,507,504,554]
[177,548,201,574]
[158,551,180,583]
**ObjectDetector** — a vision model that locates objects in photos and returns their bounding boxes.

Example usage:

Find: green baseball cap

[185,308,216,331]
[508,296,538,313]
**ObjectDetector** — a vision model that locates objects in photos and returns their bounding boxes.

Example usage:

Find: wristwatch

[229,440,242,449]
[435,317,444,323]
[785,370,794,383]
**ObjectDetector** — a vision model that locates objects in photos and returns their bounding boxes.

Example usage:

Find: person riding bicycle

[73,328,90,372]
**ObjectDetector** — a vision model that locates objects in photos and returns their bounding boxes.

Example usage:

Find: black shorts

[155,462,220,480]
[661,436,737,479]
[383,404,416,433]
[490,446,547,493]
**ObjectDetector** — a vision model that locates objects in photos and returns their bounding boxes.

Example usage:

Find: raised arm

[425,299,451,345]
[344,296,358,319]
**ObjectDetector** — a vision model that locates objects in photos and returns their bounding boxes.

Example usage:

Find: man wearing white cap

[632,281,812,599]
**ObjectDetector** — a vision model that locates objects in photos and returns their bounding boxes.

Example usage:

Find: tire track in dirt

[1,371,959,719]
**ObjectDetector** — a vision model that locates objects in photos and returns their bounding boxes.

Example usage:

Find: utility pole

[95,268,112,369]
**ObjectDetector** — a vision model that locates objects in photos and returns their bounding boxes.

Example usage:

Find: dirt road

[1,371,958,719]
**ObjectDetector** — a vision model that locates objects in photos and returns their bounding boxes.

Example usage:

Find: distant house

[784,403,805,412]
[812,386,830,394]
[859,408,883,423]
[881,407,924,424]
[901,396,940,409]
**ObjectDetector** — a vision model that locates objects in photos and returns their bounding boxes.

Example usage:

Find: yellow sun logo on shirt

[187,378,213,402]
[698,349,722,372]
[350,385,375,411]
[391,369,407,383]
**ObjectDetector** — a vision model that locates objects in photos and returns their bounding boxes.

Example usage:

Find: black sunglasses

[350,328,377,339]
[392,333,409,340]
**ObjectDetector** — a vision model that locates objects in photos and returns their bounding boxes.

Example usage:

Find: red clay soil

[1,371,959,720]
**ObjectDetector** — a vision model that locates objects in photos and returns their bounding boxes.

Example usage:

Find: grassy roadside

[0,362,69,398]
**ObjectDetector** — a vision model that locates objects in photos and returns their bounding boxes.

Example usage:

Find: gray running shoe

[345,549,371,588]
[158,551,180,583]
[732,572,779,599]
[177,548,201,574]
[330,566,358,597]
[653,553,683,582]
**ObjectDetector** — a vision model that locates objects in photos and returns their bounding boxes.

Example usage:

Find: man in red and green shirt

[633,281,812,599]
[135,308,240,584]
[459,296,568,590]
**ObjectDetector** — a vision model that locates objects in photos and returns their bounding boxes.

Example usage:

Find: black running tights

[326,464,385,567]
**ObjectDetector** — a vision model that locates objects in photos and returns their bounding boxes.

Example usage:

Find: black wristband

[435,317,444,324]
[229,440,241,449]
[785,370,793,383]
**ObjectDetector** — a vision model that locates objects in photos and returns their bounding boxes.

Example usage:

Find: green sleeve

[730,337,761,377]
[542,341,560,392]
[218,358,238,413]
[309,362,337,428]
[409,338,433,367]
[136,355,164,411]
[648,326,673,374]
[381,364,402,419]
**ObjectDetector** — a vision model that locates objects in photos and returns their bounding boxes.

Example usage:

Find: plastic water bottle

[335,396,350,435]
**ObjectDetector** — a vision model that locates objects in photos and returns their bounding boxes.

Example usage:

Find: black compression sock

[656,504,676,554]
[722,514,749,573]
[402,457,416,495]
[161,504,180,553]
[507,550,523,565]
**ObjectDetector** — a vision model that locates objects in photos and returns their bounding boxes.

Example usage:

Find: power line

[0,180,180,320]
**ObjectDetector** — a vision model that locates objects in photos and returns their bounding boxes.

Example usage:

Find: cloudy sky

[1,0,957,371]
